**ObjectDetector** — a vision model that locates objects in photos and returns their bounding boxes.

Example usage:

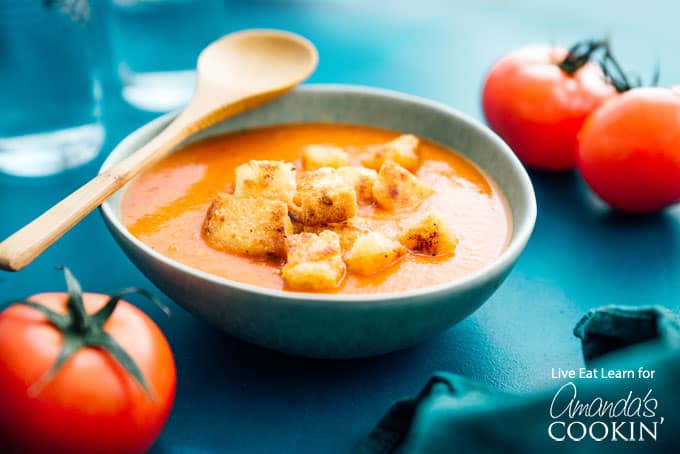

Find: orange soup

[121,124,511,294]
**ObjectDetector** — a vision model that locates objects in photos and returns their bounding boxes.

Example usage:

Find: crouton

[234,160,297,204]
[336,166,378,204]
[303,217,371,251]
[362,134,420,171]
[296,168,358,225]
[301,144,349,170]
[282,231,346,290]
[397,212,458,256]
[372,161,434,211]
[202,193,292,258]
[345,232,407,275]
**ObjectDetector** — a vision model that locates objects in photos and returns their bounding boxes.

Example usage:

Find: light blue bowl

[100,85,536,358]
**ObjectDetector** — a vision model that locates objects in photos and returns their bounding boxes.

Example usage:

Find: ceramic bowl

[100,84,536,358]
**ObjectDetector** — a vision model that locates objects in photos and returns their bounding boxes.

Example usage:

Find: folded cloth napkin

[357,305,680,453]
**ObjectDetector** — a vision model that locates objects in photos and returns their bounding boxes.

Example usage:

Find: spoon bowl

[198,30,317,92]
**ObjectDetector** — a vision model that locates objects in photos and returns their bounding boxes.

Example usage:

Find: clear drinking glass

[0,0,105,177]
[106,0,224,112]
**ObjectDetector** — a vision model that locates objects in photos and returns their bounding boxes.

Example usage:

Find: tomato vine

[558,38,659,93]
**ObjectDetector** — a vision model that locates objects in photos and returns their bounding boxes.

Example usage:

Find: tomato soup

[121,124,511,294]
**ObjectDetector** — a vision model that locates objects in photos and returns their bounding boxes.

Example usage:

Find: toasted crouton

[303,217,371,251]
[372,161,434,211]
[345,232,407,275]
[282,231,346,290]
[296,168,358,225]
[234,160,297,204]
[397,212,458,256]
[301,144,349,170]
[361,134,420,171]
[202,194,292,258]
[336,166,378,204]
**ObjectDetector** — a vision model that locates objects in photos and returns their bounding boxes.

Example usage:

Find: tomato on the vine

[577,87,680,213]
[482,41,617,170]
[0,268,176,454]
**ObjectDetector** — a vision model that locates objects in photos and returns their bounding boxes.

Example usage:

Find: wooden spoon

[0,29,317,271]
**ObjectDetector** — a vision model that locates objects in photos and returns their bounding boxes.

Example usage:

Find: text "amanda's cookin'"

[548,382,664,442]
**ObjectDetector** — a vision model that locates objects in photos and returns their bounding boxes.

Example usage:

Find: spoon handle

[0,123,187,272]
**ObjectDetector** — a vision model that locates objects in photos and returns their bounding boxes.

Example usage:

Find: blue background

[2,0,680,452]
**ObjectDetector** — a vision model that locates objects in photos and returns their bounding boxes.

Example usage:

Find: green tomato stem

[2,267,169,398]
[557,39,607,76]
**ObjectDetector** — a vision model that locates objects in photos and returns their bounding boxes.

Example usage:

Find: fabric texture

[357,305,680,453]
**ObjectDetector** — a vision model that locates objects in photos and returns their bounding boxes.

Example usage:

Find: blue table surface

[2,1,680,452]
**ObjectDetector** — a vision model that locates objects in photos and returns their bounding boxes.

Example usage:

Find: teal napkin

[357,306,680,453]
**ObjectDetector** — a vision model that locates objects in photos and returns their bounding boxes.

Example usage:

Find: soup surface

[121,124,511,294]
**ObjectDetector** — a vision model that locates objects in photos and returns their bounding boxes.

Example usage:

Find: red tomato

[482,44,617,170]
[0,285,176,453]
[577,87,680,213]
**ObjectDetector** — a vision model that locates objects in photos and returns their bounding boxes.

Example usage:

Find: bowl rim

[100,83,536,303]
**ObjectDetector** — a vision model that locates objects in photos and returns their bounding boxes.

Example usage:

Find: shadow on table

[528,168,680,251]
[525,168,680,307]
[151,304,497,453]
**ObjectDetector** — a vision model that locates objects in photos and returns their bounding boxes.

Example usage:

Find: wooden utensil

[0,29,317,271]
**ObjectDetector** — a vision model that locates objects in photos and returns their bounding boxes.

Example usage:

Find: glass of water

[0,0,105,177]
[106,0,225,112]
